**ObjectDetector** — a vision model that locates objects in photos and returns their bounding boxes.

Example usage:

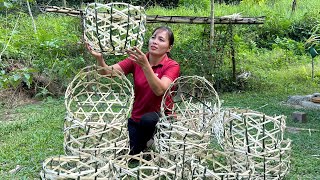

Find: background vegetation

[0,0,319,179]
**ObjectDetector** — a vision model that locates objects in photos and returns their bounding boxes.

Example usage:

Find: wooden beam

[41,6,265,25]
[146,15,265,24]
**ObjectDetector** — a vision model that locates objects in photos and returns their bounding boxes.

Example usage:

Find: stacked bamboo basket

[40,2,291,179]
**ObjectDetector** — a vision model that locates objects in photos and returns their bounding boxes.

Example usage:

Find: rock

[287,95,312,105]
[301,101,320,110]
[292,111,307,123]
[9,165,22,174]
[312,93,320,98]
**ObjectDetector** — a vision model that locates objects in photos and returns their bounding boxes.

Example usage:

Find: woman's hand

[85,43,103,60]
[126,47,149,69]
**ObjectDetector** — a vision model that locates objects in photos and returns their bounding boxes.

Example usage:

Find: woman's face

[148,29,172,56]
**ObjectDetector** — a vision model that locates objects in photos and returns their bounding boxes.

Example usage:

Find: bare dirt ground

[0,89,40,122]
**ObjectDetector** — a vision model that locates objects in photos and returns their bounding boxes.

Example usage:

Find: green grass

[0,98,65,179]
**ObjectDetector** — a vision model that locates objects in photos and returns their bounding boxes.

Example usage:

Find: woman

[87,26,180,155]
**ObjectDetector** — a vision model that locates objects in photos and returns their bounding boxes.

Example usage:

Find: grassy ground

[0,97,65,179]
[0,87,319,179]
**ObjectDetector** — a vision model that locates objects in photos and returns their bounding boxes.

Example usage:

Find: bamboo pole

[62,0,67,7]
[27,0,37,34]
[41,6,265,25]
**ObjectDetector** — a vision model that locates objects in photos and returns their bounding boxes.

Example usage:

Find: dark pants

[128,112,160,155]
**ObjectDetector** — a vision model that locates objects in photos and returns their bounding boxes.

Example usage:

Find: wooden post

[230,24,236,81]
[291,0,297,13]
[209,0,215,64]
[312,57,314,80]
[62,0,67,7]
[292,111,307,123]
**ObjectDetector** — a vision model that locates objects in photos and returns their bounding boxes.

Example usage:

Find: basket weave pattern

[83,3,146,55]
[223,109,291,179]
[64,66,133,124]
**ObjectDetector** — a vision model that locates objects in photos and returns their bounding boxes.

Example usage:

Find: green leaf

[3,2,13,8]
[13,74,21,81]
[23,73,32,87]
[23,73,30,80]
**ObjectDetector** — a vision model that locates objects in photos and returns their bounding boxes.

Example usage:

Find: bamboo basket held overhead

[83,2,146,55]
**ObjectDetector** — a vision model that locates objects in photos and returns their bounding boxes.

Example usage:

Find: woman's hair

[152,26,175,57]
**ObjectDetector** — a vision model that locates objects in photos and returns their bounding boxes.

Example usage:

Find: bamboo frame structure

[41,150,254,179]
[83,3,146,55]
[159,76,223,143]
[64,65,134,125]
[63,118,130,158]
[222,108,292,179]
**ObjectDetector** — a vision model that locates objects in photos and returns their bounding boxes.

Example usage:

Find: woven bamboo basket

[41,150,254,180]
[153,126,254,179]
[40,155,110,179]
[83,2,146,55]
[108,152,181,179]
[63,117,130,158]
[155,121,211,162]
[160,76,223,139]
[64,65,134,124]
[222,109,291,179]
[155,76,223,160]
[187,148,254,179]
[109,150,253,179]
